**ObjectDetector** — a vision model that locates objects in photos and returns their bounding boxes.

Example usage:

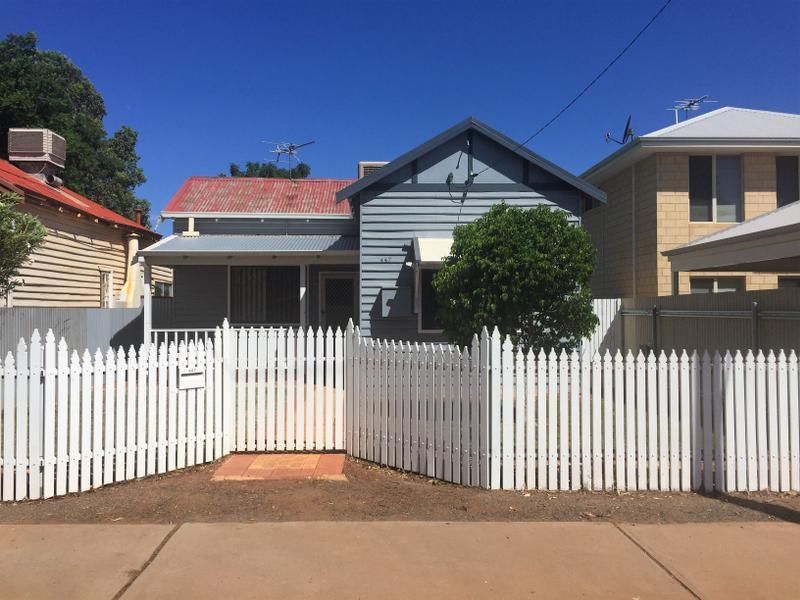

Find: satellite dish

[605,115,635,145]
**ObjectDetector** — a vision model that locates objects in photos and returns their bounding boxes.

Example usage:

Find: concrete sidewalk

[1,522,798,599]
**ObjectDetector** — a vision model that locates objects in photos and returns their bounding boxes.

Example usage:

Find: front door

[320,273,357,330]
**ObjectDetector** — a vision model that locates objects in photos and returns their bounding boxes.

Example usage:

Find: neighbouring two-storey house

[1,128,171,308]
[140,117,606,343]
[582,107,800,297]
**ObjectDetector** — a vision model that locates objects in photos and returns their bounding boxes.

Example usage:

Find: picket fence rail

[2,319,800,501]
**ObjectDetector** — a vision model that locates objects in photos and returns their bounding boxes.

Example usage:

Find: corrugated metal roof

[0,159,157,236]
[163,177,356,215]
[583,107,800,183]
[646,107,800,139]
[139,234,359,255]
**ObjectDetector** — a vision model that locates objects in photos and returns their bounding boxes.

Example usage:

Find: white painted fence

[3,318,800,501]
[345,324,800,493]
[345,328,491,487]
[0,322,344,501]
[227,325,345,453]
[0,329,225,502]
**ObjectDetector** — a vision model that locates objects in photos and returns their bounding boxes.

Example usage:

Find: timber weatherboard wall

[12,202,129,307]
[358,131,584,342]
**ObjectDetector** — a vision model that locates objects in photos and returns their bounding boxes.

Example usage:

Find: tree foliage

[225,161,311,179]
[0,32,149,224]
[433,203,598,350]
[0,192,47,299]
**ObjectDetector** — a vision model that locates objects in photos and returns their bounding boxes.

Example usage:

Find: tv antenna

[668,95,717,123]
[605,114,635,145]
[261,140,316,180]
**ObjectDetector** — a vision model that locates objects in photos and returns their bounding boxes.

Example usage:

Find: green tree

[225,161,311,179]
[0,32,150,224]
[433,203,598,350]
[0,192,47,299]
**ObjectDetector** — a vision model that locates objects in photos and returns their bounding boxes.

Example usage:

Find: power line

[485,0,673,167]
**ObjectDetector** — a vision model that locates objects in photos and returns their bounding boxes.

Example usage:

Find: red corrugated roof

[0,159,157,236]
[164,177,356,215]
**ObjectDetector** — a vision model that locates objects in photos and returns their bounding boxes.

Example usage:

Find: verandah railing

[2,320,800,501]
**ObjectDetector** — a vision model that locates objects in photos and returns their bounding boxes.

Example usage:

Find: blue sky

[5,0,799,231]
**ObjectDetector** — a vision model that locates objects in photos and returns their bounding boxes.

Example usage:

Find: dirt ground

[1,457,799,524]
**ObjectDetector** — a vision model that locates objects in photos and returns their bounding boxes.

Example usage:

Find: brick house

[581,107,800,297]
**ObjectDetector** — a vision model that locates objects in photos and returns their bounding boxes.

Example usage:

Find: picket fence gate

[0,321,345,502]
[3,319,800,502]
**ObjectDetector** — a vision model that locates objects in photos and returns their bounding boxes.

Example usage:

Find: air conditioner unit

[8,128,67,169]
[358,161,388,179]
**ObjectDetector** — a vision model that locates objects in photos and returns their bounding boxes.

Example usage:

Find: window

[689,155,742,223]
[230,266,300,325]
[689,156,713,222]
[153,281,173,298]
[690,277,744,294]
[777,156,800,208]
[99,270,111,308]
[418,268,443,332]
[716,156,742,222]
[778,276,800,290]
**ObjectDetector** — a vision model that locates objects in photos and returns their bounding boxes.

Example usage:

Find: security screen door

[320,274,357,331]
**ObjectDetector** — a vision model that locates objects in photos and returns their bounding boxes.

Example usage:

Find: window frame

[776,155,800,208]
[153,281,174,298]
[99,269,112,308]
[777,276,800,290]
[689,276,745,295]
[688,154,743,224]
[415,266,444,335]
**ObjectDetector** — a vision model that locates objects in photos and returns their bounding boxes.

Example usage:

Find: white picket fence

[228,325,345,453]
[0,329,225,502]
[0,322,344,501]
[346,325,800,493]
[3,319,800,501]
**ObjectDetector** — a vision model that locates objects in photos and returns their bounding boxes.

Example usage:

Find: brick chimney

[134,208,143,225]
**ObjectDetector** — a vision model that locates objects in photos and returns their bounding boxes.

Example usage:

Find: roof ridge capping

[334,116,606,203]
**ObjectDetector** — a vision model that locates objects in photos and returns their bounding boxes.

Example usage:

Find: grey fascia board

[335,116,607,203]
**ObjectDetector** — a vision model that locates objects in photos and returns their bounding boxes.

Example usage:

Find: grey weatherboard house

[140,117,606,343]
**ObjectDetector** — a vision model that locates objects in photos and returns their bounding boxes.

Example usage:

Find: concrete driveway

[0,522,798,599]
